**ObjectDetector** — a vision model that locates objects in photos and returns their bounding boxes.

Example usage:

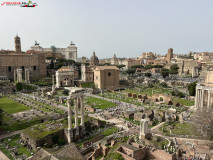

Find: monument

[139,119,151,140]
[66,87,85,143]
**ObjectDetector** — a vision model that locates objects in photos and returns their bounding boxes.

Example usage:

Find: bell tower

[15,35,21,53]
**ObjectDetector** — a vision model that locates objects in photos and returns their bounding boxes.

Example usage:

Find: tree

[145,72,151,77]
[154,65,163,68]
[144,65,153,70]
[170,64,179,71]
[160,82,168,88]
[0,108,3,126]
[188,82,197,96]
[50,59,54,69]
[161,68,170,78]
[131,65,144,69]
[16,82,23,91]
[62,89,69,96]
[148,83,154,88]
[169,70,178,75]
[126,68,135,74]
[116,65,126,69]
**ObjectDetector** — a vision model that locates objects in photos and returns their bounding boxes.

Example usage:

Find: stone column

[195,89,198,108]
[52,75,55,93]
[201,90,204,108]
[67,98,73,143]
[198,89,201,109]
[80,95,84,127]
[14,70,17,82]
[25,68,30,83]
[74,97,79,135]
[207,90,211,109]
[17,68,22,82]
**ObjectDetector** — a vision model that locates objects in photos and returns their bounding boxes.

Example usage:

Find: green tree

[144,65,153,70]
[62,89,69,96]
[188,82,197,96]
[161,69,170,78]
[126,68,135,74]
[170,64,179,71]
[116,64,126,69]
[131,65,144,69]
[16,82,23,91]
[50,59,54,69]
[160,82,168,88]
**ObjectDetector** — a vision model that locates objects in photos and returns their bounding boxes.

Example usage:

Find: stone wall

[148,149,176,160]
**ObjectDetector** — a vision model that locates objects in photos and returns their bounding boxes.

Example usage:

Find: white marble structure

[139,119,149,139]
[17,68,22,82]
[195,69,213,109]
[25,68,30,83]
[31,41,77,61]
[55,66,74,88]
[67,88,85,143]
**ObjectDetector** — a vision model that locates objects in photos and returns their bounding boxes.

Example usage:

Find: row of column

[195,89,212,109]
[67,95,84,143]
[14,68,30,83]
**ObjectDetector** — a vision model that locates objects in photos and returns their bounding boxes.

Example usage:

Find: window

[108,72,111,76]
[33,66,36,71]
[8,66,11,72]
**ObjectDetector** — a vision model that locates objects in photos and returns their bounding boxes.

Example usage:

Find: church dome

[90,51,99,66]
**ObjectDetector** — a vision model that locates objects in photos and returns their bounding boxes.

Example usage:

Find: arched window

[33,66,36,71]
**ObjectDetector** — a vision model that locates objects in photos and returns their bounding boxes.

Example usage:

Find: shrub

[188,82,197,96]
[62,89,69,96]
[160,82,168,88]
[145,72,151,77]
[148,83,154,88]
[170,64,179,71]
[16,82,23,91]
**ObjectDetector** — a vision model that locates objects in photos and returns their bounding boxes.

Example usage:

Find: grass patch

[173,97,194,106]
[0,117,44,132]
[85,97,117,110]
[0,97,30,114]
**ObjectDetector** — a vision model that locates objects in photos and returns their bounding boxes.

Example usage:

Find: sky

[0,0,213,59]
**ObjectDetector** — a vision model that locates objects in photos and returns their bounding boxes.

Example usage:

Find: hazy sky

[1,0,213,58]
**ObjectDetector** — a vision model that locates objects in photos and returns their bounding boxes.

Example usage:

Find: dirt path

[0,151,10,160]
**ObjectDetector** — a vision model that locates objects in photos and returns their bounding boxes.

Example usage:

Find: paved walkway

[0,151,10,160]
[151,122,165,131]
[0,130,22,139]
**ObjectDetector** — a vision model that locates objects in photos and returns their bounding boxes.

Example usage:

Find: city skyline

[1,0,213,58]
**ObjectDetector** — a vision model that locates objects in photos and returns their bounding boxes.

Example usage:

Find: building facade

[195,69,213,109]
[0,36,46,81]
[94,66,120,90]
[31,41,77,61]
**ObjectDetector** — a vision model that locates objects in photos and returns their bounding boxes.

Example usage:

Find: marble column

[201,90,204,108]
[195,89,198,108]
[67,98,72,143]
[52,75,55,93]
[80,96,84,127]
[25,68,30,83]
[17,68,22,82]
[14,70,17,81]
[207,90,211,109]
[75,97,79,135]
